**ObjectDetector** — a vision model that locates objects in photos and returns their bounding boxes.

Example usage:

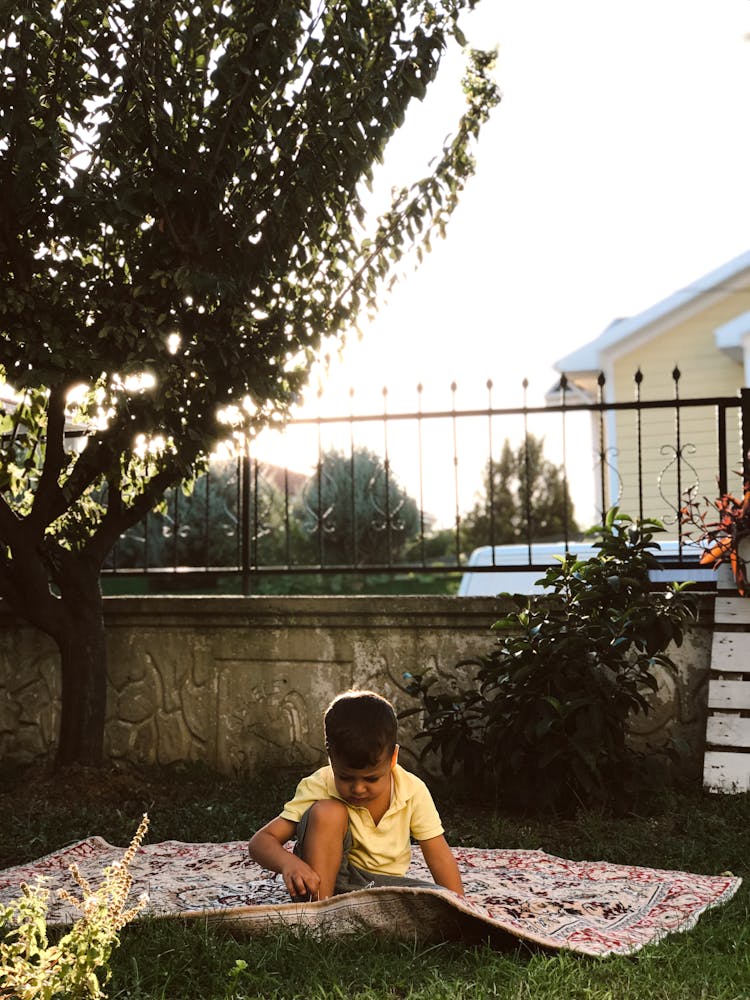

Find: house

[547,250,750,531]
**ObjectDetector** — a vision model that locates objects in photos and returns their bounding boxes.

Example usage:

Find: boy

[248,689,464,901]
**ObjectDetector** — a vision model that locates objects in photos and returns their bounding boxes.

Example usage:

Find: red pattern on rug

[0,839,740,958]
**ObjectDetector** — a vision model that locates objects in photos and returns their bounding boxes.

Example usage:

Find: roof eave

[553,249,750,375]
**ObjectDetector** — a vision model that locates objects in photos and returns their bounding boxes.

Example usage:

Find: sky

[254,0,750,529]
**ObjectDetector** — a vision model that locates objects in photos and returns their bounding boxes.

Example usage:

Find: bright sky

[255,0,750,530]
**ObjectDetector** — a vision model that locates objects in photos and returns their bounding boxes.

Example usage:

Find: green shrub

[402,512,696,813]
[0,815,149,999]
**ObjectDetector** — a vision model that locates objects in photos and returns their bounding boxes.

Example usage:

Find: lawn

[1,762,749,1000]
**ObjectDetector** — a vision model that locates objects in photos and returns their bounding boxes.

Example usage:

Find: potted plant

[681,480,750,595]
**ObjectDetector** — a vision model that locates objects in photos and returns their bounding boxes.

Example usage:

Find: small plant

[681,479,750,595]
[402,512,695,813]
[0,814,149,1000]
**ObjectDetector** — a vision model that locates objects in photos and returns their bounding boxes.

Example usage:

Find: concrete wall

[0,595,713,777]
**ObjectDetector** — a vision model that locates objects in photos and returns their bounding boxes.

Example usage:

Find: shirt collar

[322,762,411,809]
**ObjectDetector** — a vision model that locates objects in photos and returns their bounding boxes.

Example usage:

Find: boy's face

[328,746,398,808]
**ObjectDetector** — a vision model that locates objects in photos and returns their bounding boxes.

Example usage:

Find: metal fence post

[241,448,251,595]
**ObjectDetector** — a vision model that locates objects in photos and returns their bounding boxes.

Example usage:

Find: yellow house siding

[610,303,743,402]
[599,296,746,534]
[555,256,750,533]
[610,405,738,534]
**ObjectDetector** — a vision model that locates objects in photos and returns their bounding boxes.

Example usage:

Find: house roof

[553,249,750,376]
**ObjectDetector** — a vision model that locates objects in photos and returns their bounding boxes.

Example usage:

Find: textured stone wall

[0,595,713,776]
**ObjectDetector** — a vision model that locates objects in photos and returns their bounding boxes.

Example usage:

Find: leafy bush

[402,512,696,813]
[0,815,149,999]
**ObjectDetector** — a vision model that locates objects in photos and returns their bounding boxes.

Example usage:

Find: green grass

[1,763,749,999]
[100,570,462,597]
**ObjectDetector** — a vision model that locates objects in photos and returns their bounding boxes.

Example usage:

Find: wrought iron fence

[104,372,749,591]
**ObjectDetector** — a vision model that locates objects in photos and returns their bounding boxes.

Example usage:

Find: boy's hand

[248,817,323,900]
[280,855,321,901]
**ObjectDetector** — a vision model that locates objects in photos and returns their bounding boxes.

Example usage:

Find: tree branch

[28,382,72,532]
[85,466,178,567]
[44,0,72,135]
[0,491,20,547]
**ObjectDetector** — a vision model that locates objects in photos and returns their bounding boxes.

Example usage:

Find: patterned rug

[0,839,741,958]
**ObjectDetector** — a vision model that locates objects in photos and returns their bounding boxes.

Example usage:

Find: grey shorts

[292,805,435,900]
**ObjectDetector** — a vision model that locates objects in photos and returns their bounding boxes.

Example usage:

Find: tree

[462,434,579,551]
[297,446,420,565]
[109,457,304,571]
[0,2,499,765]
[108,458,242,570]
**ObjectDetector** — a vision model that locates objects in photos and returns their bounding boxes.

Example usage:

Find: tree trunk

[0,539,109,767]
[55,560,108,767]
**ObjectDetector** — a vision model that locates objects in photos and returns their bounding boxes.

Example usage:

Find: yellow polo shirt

[280,763,444,875]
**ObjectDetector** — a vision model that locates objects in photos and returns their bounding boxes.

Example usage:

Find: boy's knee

[307,798,349,833]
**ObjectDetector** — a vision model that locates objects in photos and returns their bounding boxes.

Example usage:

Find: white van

[457,540,714,596]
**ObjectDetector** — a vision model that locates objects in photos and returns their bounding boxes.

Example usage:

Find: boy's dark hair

[324,690,397,768]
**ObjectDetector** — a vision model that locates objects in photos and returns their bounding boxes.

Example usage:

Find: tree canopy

[298,445,420,565]
[462,434,579,552]
[0,0,498,764]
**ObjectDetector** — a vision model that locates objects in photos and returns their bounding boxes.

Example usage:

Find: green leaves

[0,815,149,999]
[0,0,497,577]
[405,513,697,814]
[0,0,498,767]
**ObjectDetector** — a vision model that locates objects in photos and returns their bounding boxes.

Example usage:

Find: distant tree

[110,457,321,574]
[462,434,579,551]
[109,458,242,570]
[298,447,420,565]
[404,525,458,564]
[0,2,498,765]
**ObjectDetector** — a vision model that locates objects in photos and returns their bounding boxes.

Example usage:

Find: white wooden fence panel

[706,715,750,748]
[703,751,750,793]
[703,596,750,793]
[714,598,750,626]
[710,632,750,673]
[707,679,750,711]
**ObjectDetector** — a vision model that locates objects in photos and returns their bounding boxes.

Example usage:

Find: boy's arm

[248,816,321,900]
[418,835,464,895]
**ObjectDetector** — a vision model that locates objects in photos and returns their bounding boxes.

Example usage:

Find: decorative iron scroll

[658,443,700,526]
